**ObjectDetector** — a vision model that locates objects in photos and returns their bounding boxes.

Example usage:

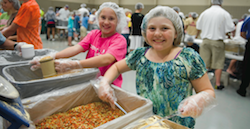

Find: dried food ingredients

[35,102,125,128]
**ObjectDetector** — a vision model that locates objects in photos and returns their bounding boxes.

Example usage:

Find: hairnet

[232,19,238,25]
[135,2,144,10]
[83,12,88,17]
[211,0,223,5]
[124,8,132,14]
[81,3,86,8]
[95,2,127,34]
[87,7,91,12]
[141,6,183,46]
[186,36,194,43]
[8,0,20,10]
[75,10,81,15]
[69,11,74,16]
[48,6,53,11]
[172,6,180,12]
[242,13,249,20]
[91,8,96,14]
[192,12,198,18]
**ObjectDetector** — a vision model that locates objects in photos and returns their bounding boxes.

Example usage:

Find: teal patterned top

[125,47,207,128]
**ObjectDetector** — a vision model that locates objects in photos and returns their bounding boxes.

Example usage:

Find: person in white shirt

[56,5,70,37]
[78,3,89,23]
[56,5,70,21]
[88,8,98,30]
[196,0,235,90]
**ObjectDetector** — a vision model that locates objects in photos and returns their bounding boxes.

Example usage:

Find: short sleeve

[58,9,63,14]
[224,13,235,33]
[126,47,146,70]
[185,48,207,80]
[13,4,30,28]
[78,30,96,51]
[105,34,127,61]
[241,17,250,32]
[196,13,203,30]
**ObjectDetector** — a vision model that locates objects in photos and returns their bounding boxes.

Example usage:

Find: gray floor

[42,34,250,129]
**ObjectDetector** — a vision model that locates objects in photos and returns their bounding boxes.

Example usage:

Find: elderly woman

[0,0,20,41]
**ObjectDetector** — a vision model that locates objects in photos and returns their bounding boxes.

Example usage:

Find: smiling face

[98,8,118,38]
[146,16,177,51]
[1,0,13,12]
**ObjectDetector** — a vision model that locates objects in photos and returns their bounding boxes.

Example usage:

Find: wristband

[13,43,17,48]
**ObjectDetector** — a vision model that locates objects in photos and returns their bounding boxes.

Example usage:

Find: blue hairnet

[8,0,20,10]
[135,2,144,10]
[95,2,127,34]
[141,6,183,46]
[211,0,223,5]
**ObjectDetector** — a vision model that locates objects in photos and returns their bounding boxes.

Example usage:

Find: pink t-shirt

[78,30,127,87]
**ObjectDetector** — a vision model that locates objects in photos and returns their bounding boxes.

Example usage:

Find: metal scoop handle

[115,101,127,114]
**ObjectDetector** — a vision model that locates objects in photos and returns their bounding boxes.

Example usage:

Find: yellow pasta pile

[36,102,125,129]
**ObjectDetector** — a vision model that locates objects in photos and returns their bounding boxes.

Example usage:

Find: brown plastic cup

[39,56,57,78]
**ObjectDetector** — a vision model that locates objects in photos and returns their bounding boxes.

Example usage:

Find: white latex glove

[14,42,27,56]
[54,59,82,73]
[29,52,57,71]
[178,91,217,118]
[97,76,117,109]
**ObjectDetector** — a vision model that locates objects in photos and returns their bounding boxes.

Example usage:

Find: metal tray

[0,49,57,77]
[2,64,99,99]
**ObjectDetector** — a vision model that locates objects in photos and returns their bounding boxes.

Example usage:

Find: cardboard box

[225,40,245,55]
[123,115,190,129]
[21,82,153,129]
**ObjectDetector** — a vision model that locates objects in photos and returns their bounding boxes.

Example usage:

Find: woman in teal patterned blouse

[98,6,216,128]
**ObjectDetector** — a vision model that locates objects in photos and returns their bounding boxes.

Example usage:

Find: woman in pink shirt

[30,2,127,87]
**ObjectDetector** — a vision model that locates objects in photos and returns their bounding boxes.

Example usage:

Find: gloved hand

[97,76,117,109]
[14,42,27,56]
[178,91,217,118]
[29,52,57,71]
[54,59,82,73]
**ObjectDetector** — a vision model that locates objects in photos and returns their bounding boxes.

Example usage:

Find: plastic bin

[2,63,99,99]
[18,82,153,129]
[0,49,57,77]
